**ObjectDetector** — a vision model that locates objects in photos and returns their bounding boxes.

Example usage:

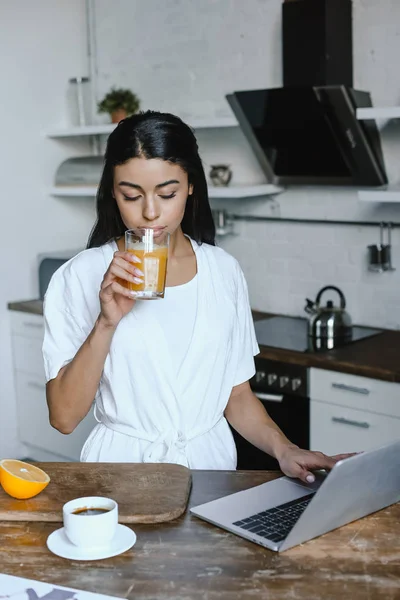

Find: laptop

[190,439,400,552]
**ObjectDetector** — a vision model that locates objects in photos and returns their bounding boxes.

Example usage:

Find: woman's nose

[142,198,160,221]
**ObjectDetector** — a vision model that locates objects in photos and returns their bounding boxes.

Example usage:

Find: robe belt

[95,408,224,465]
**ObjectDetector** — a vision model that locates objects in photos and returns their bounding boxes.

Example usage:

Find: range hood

[226,85,387,187]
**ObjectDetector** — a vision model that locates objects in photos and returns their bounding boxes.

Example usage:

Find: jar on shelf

[67,77,91,127]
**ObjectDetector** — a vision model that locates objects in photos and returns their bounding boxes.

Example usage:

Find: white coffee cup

[63,496,118,548]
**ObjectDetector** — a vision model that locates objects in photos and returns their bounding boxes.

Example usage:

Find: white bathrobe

[42,238,259,469]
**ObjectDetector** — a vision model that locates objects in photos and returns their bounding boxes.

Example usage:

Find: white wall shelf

[49,183,283,199]
[45,117,238,138]
[188,117,238,129]
[356,106,400,120]
[46,124,115,138]
[49,186,98,196]
[358,186,400,203]
[208,184,283,198]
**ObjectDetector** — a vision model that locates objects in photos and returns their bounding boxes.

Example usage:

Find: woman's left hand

[277,444,357,484]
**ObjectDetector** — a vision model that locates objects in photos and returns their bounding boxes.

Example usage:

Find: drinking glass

[125,228,169,299]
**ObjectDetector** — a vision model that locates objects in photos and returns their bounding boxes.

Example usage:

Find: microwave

[38,249,83,300]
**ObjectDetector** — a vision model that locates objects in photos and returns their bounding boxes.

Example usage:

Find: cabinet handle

[331,382,370,395]
[23,321,43,330]
[332,416,370,429]
[28,381,46,391]
[255,392,283,403]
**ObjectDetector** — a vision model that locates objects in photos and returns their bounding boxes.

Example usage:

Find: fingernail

[131,255,141,263]
[306,475,315,483]
[135,268,144,277]
[133,277,143,284]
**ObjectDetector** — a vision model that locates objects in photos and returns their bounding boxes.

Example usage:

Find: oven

[230,357,310,470]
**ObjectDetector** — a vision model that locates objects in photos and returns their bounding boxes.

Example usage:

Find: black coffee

[72,507,111,516]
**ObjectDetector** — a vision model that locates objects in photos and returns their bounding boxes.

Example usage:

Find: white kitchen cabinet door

[15,370,96,461]
[311,398,400,455]
[310,368,400,419]
[10,311,44,339]
[12,334,45,378]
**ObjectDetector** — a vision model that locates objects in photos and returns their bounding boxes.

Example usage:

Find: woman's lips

[135,226,167,239]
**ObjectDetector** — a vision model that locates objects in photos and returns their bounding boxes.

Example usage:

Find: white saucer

[47,524,136,561]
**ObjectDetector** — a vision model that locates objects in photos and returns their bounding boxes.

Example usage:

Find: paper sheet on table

[0,574,123,600]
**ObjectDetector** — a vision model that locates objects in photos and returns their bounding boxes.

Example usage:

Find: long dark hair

[87,110,215,248]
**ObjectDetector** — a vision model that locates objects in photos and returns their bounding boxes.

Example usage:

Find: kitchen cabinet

[310,367,400,454]
[9,311,95,461]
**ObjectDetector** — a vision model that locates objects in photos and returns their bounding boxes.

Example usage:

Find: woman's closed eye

[123,192,177,201]
[123,194,141,201]
[159,192,176,199]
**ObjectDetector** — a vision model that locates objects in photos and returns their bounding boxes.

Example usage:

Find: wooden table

[1,470,399,599]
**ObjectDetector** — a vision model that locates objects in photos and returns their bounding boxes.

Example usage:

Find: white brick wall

[219,221,400,329]
[92,0,400,329]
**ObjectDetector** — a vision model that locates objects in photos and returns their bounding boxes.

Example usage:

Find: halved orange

[0,459,50,499]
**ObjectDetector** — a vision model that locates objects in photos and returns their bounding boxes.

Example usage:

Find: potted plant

[97,87,140,123]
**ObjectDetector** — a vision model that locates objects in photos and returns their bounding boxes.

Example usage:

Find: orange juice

[125,245,168,298]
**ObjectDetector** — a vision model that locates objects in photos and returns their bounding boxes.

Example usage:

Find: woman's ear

[188,183,194,196]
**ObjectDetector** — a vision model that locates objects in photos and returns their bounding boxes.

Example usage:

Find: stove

[254,316,382,353]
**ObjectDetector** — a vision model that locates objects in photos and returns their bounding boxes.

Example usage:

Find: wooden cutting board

[0,462,192,523]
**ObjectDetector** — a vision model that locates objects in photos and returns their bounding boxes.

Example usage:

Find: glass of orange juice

[125,228,169,299]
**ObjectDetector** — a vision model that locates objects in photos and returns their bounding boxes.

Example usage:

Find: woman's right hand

[99,251,143,328]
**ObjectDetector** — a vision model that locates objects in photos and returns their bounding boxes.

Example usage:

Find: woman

[43,111,350,482]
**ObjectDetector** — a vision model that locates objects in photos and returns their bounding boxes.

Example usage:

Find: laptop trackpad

[281,470,327,492]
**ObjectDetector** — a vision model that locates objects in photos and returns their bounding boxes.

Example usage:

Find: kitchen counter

[8,299,44,315]
[1,468,399,600]
[8,301,400,383]
[252,311,400,383]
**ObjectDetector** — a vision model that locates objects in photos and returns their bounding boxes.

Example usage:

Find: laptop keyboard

[232,493,315,543]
